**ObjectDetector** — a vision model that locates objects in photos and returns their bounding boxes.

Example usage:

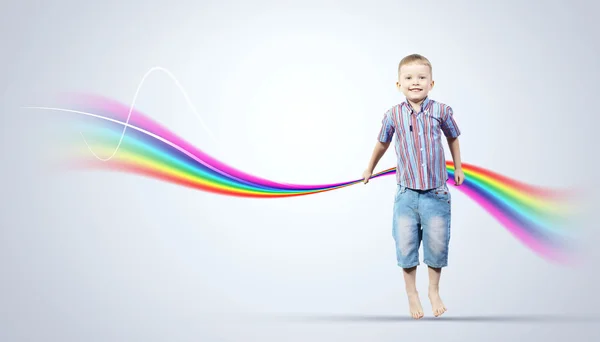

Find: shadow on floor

[254,313,600,323]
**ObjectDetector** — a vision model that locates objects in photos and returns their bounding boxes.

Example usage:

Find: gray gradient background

[2,0,600,341]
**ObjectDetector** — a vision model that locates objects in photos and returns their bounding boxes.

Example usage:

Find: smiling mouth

[410,89,422,92]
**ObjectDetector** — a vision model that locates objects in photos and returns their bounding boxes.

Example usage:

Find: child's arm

[446,137,464,185]
[363,141,391,184]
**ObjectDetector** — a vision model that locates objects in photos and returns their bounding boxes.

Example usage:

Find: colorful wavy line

[30,93,580,263]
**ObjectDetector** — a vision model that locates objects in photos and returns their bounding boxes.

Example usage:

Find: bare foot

[428,289,447,317]
[407,292,424,319]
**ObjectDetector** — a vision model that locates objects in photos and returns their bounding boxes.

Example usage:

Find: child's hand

[362,169,373,184]
[454,167,465,186]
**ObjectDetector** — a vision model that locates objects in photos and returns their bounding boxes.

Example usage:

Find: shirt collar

[403,96,431,114]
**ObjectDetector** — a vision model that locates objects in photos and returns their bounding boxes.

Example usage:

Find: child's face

[397,62,434,103]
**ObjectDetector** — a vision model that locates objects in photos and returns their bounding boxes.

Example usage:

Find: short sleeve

[440,105,461,138]
[377,110,395,143]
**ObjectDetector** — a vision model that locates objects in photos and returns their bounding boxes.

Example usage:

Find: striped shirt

[377,97,461,190]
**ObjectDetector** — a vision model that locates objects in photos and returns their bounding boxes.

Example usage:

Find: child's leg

[420,183,452,317]
[392,185,423,319]
[427,266,446,317]
[402,266,424,319]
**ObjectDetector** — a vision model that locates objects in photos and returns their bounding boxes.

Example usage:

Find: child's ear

[430,80,435,89]
[396,81,401,89]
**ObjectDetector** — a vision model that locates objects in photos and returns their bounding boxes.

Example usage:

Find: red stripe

[66,160,307,199]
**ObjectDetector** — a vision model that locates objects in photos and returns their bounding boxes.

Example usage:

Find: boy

[362,54,464,319]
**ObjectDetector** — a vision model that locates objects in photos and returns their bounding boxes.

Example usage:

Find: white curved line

[28,66,217,161]
[20,106,233,181]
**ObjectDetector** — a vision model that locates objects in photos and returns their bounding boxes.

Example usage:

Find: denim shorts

[392,183,452,268]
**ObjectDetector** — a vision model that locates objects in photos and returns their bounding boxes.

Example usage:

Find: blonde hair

[398,54,432,75]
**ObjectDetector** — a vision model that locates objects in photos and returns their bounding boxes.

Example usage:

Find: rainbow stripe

[41,93,580,263]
